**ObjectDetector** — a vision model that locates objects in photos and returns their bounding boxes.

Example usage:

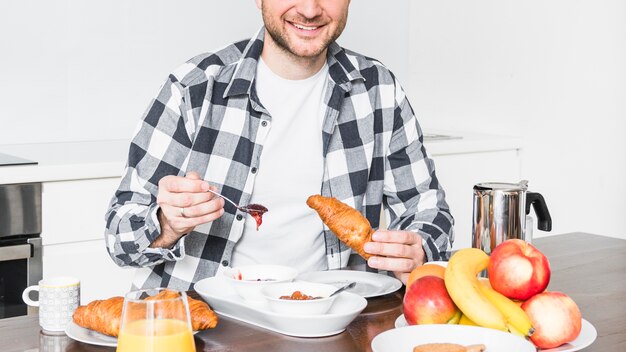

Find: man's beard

[262,11,347,58]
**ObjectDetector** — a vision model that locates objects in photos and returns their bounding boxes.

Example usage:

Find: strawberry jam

[246,204,268,230]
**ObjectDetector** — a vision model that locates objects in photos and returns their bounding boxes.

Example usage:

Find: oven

[0,182,42,319]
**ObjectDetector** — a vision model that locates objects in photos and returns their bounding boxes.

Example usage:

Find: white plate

[194,276,367,337]
[296,270,402,298]
[394,314,597,352]
[65,321,117,347]
[65,321,201,347]
[372,323,536,352]
[536,319,597,352]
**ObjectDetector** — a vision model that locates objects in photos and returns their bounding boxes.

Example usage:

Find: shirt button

[236,214,243,221]
[221,260,229,266]
[261,121,268,127]
[251,167,257,174]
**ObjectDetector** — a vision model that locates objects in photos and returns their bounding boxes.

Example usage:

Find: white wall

[0,1,263,144]
[1,1,624,240]
[409,1,626,240]
[0,0,410,145]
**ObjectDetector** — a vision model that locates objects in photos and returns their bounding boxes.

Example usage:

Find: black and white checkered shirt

[105,27,454,291]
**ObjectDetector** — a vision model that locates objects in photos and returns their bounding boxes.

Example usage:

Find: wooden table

[1,233,624,351]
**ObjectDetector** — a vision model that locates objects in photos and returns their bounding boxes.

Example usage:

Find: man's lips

[287,21,325,35]
[292,22,319,31]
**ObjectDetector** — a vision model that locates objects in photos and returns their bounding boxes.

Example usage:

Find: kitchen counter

[422,131,523,156]
[1,233,623,352]
[0,139,128,184]
[0,132,522,185]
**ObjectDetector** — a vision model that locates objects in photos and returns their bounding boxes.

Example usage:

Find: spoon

[329,281,357,297]
[206,189,268,215]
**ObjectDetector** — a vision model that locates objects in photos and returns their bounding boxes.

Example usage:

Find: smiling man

[259,0,348,77]
[105,0,454,291]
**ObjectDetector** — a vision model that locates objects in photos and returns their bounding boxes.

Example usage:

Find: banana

[459,314,478,326]
[447,310,462,324]
[478,279,535,337]
[444,248,508,331]
[507,324,528,338]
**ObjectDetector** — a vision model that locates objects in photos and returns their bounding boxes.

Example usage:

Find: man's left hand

[363,230,425,285]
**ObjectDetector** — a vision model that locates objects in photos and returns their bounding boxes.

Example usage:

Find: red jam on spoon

[246,204,268,230]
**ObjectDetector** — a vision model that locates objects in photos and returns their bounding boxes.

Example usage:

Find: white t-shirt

[230,58,329,273]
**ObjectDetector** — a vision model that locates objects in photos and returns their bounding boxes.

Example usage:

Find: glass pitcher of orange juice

[116,288,195,352]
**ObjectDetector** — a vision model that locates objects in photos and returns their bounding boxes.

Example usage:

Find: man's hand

[363,230,425,285]
[150,172,225,249]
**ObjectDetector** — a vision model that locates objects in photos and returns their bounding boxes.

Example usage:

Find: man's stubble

[261,6,348,59]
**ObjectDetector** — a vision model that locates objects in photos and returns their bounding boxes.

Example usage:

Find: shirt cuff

[406,223,450,262]
[137,204,186,262]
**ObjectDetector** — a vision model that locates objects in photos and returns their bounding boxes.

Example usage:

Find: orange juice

[116,319,195,352]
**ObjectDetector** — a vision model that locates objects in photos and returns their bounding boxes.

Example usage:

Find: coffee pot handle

[525,192,552,231]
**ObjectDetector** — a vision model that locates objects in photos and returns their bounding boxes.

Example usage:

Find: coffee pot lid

[474,180,528,191]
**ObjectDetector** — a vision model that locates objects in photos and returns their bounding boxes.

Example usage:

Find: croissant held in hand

[72,290,218,337]
[307,195,374,260]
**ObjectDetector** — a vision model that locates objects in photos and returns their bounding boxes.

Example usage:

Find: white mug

[22,276,80,332]
[39,330,71,351]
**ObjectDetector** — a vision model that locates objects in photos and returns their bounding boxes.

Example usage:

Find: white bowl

[194,276,368,337]
[223,264,298,302]
[261,281,339,316]
[425,260,448,268]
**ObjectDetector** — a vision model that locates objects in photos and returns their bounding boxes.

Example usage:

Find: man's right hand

[150,171,225,249]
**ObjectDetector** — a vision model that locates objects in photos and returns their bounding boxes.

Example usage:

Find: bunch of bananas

[444,248,535,337]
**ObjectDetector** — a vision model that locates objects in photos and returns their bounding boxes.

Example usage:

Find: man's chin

[266,28,330,59]
[290,48,325,59]
[283,41,328,59]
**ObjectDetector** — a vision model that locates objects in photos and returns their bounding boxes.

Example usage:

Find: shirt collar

[223,27,365,98]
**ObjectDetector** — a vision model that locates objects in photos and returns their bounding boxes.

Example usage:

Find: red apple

[403,276,460,325]
[488,239,551,300]
[522,291,582,349]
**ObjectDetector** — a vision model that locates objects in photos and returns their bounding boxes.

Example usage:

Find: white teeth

[293,23,318,31]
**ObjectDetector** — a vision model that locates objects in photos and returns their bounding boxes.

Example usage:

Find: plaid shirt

[105,28,454,291]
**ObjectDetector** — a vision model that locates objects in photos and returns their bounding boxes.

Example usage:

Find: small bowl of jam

[223,264,298,302]
[261,281,339,316]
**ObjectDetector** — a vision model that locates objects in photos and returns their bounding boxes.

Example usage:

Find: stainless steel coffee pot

[472,180,552,255]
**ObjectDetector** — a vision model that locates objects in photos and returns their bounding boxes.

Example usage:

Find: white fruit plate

[394,314,597,352]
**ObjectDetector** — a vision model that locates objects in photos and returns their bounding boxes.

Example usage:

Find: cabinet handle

[0,244,31,261]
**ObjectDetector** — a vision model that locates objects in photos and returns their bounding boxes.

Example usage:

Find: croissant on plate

[72,296,124,337]
[72,290,218,337]
[306,194,374,260]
